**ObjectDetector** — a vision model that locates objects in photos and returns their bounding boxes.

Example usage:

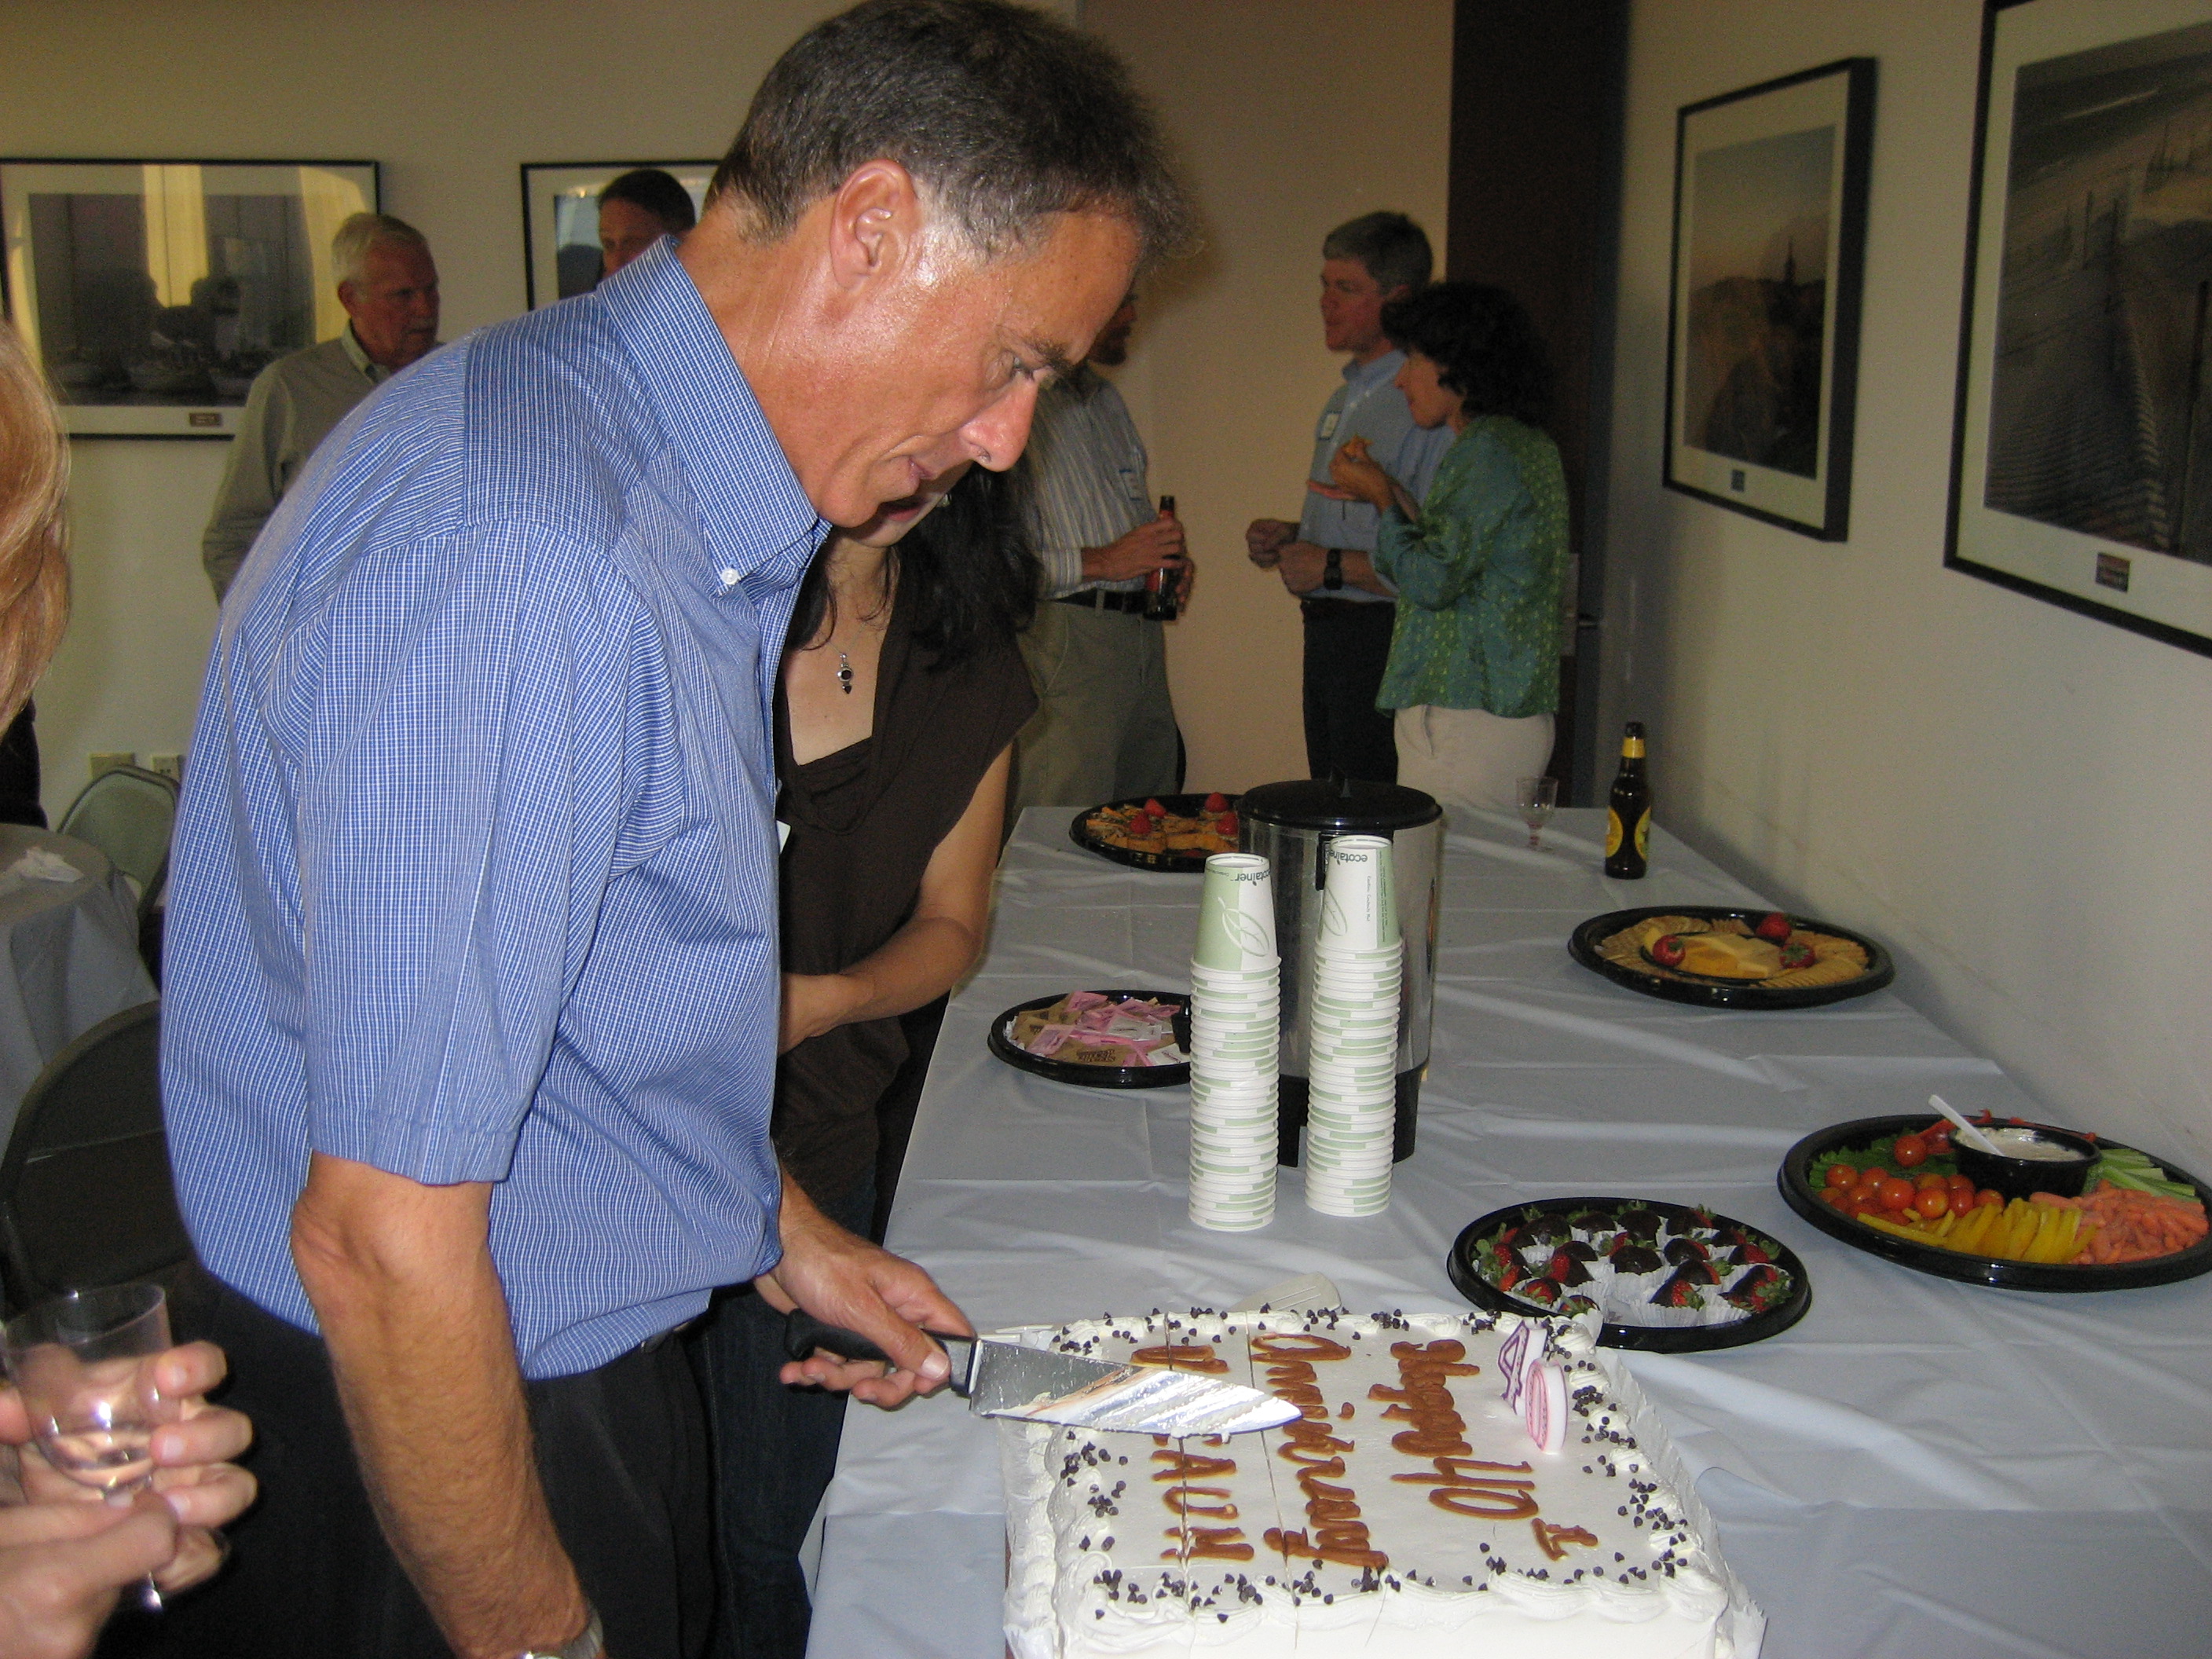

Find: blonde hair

[0,321,70,725]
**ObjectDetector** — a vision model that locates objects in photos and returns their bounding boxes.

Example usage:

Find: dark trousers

[1300,598,1400,785]
[689,1181,875,1659]
[145,1284,712,1659]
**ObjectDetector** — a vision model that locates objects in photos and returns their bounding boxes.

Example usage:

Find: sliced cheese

[1676,932,1783,980]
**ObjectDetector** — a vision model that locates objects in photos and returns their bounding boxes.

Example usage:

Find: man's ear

[1383,284,1414,305]
[336,280,361,317]
[825,159,925,293]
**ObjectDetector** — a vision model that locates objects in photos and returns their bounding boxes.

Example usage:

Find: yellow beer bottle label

[1621,736,1646,760]
[1605,809,1624,856]
[1635,814,1650,859]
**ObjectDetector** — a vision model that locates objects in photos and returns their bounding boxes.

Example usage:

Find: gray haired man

[1247,211,1452,785]
[160,3,1188,1657]
[199,211,440,597]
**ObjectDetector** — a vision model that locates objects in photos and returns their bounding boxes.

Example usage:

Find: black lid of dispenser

[1238,777,1442,833]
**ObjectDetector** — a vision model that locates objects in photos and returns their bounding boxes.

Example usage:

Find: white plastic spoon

[1929,1094,2002,1156]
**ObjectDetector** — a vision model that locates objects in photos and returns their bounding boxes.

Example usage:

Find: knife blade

[782,1312,1298,1437]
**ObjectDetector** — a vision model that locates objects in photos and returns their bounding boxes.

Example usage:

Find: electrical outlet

[88,752,135,778]
[148,753,185,782]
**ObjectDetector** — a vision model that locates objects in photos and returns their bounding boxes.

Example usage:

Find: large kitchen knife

[782,1312,1298,1437]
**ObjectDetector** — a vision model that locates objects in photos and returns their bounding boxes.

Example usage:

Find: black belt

[1300,595,1394,617]
[1057,588,1150,614]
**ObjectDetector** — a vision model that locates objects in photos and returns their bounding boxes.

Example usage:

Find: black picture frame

[1945,0,2212,657]
[1664,58,1876,541]
[0,157,379,438]
[519,162,715,310]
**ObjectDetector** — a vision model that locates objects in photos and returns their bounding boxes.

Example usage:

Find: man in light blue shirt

[1247,212,1452,784]
[159,4,1189,1655]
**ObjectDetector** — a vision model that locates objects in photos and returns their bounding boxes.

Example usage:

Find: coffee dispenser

[1237,778,1444,1166]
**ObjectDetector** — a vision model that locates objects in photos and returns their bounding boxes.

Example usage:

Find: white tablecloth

[0,823,157,1139]
[806,807,2212,1659]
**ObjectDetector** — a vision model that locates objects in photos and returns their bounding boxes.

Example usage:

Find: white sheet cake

[1000,1307,1763,1659]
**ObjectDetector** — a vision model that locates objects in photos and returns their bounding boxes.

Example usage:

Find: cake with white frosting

[1000,1307,1762,1659]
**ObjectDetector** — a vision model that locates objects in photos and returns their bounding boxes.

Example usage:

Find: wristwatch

[521,1608,603,1659]
[1323,548,1345,591]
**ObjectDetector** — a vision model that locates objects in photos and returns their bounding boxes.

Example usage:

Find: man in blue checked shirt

[157,5,1192,1657]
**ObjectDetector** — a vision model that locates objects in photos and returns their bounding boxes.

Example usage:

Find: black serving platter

[1779,1115,2212,1292]
[987,989,1191,1090]
[1569,906,1895,1010]
[1448,1195,1812,1353]
[1068,793,1240,874]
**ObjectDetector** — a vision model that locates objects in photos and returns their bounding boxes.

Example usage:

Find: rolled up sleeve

[298,523,639,1185]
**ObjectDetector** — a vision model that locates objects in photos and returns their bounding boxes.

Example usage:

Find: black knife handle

[781,1311,975,1393]
[783,1310,894,1366]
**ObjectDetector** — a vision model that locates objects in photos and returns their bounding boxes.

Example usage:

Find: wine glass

[3,1283,180,1611]
[1515,776,1559,849]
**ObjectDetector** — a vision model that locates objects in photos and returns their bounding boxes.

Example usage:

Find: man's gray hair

[711,0,1195,268]
[1323,212,1434,297]
[332,212,431,287]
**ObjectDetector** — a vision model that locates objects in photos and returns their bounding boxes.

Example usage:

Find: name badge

[1318,411,1339,441]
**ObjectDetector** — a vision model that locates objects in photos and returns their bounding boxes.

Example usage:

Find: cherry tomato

[1946,1188,1975,1217]
[1892,1133,1929,1169]
[1925,1122,1954,1155]
[1975,1188,2003,1208]
[1914,1188,1950,1219]
[1880,1179,1916,1210]
[1821,1188,1851,1210]
[1915,1172,1950,1192]
[1946,1174,1974,1194]
[1859,1165,1892,1187]
[1824,1163,1857,1189]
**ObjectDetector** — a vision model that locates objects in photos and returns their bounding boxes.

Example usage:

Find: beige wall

[7,0,1442,819]
[1606,0,2212,1161]
[1086,0,1455,793]
[0,0,888,819]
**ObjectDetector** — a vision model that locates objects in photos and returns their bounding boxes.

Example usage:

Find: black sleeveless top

[771,583,1037,1204]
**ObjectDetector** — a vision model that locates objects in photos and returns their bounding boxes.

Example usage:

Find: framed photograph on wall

[1947,0,2212,657]
[1664,58,1877,540]
[0,159,378,438]
[521,162,715,309]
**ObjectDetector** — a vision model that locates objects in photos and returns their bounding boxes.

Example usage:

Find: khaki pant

[1011,599,1181,812]
[1393,704,1554,821]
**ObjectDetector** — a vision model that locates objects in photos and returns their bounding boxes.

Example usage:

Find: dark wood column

[1447,0,1627,804]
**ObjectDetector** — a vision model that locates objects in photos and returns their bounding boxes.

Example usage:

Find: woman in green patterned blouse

[1320,283,1567,817]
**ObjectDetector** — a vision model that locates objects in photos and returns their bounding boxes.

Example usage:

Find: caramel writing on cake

[1375,1340,1542,1522]
[1250,1330,1388,1571]
[1154,1449,1254,1561]
[1532,1518,1599,1560]
[1132,1345,1230,1375]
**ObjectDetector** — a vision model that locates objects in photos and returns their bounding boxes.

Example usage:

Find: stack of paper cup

[1304,834,1402,1217]
[1187,853,1280,1232]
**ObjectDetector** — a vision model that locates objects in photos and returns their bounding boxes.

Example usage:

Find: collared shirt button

[720,568,740,588]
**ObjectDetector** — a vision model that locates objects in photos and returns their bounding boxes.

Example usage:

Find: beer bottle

[1143,495,1181,621]
[1604,722,1651,879]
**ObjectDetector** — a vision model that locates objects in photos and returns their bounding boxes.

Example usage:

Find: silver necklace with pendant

[837,651,854,694]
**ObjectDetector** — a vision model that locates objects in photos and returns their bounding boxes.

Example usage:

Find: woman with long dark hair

[694,459,1038,1658]
[1320,281,1568,815]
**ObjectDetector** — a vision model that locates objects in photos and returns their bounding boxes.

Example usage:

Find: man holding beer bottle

[1009,292,1188,812]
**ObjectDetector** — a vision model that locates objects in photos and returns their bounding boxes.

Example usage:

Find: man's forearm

[293,1158,588,1659]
